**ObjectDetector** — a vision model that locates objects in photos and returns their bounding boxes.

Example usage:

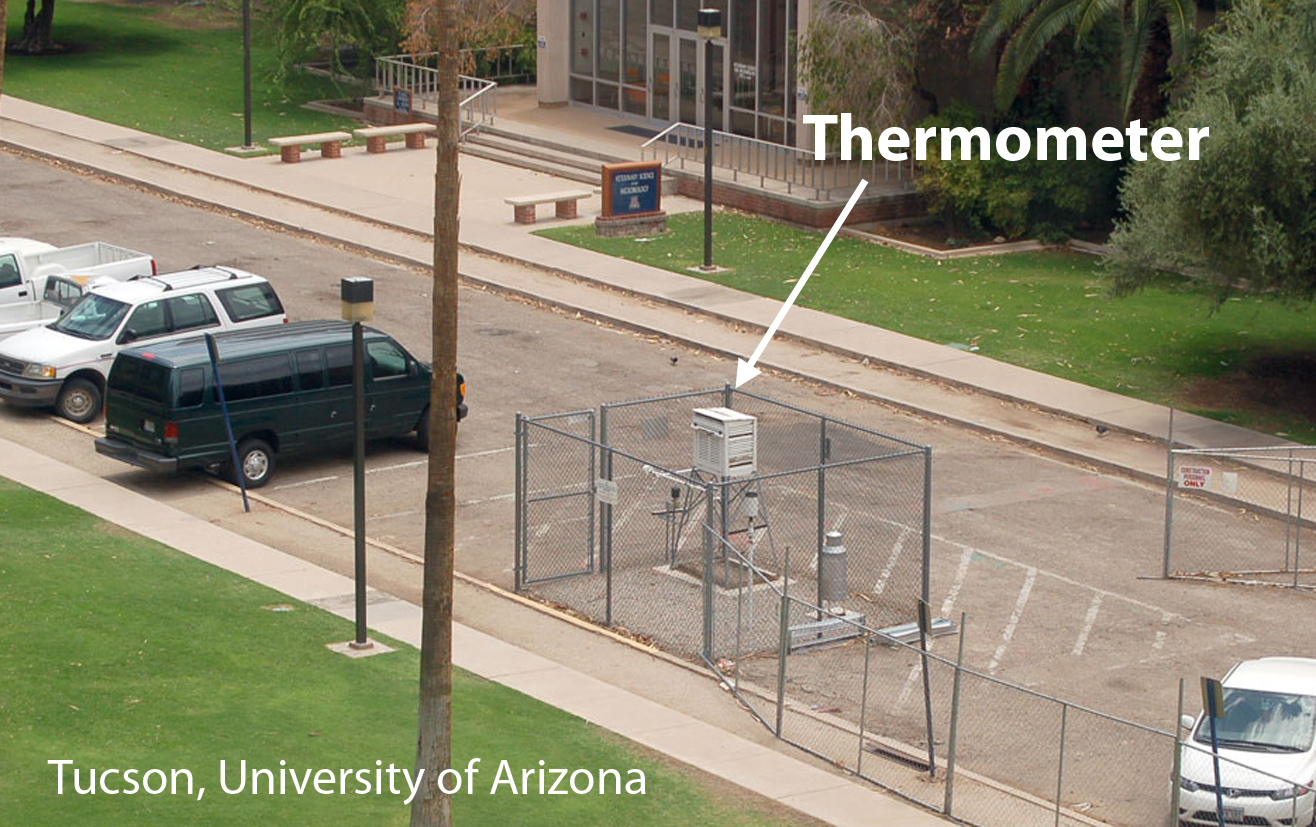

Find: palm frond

[1119,0,1155,117]
[1074,0,1119,43]
[994,0,1085,111]
[971,0,1044,66]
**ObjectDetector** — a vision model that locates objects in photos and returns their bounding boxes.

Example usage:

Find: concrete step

[478,124,633,165]
[459,140,601,186]
[466,131,605,175]
[462,130,679,194]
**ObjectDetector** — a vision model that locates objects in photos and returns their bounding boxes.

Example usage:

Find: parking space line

[988,567,1037,674]
[374,509,421,521]
[895,546,973,712]
[459,492,515,506]
[873,526,914,596]
[1072,593,1103,656]
[367,460,426,475]
[272,475,339,491]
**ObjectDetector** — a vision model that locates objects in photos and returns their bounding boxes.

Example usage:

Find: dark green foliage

[270,0,407,82]
[916,101,1119,241]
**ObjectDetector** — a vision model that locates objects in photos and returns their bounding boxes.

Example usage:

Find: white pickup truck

[0,274,105,340]
[0,237,155,308]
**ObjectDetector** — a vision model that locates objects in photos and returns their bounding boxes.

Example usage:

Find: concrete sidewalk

[0,97,1294,483]
[0,437,944,827]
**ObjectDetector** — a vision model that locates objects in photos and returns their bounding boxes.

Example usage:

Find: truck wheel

[56,378,102,423]
[230,439,276,488]
[415,406,430,453]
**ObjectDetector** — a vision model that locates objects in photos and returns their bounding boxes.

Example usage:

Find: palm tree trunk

[1128,17,1173,124]
[410,0,460,822]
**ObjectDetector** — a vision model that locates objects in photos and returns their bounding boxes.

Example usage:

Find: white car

[0,267,287,422]
[1177,658,1316,827]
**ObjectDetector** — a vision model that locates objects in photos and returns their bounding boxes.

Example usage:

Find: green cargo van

[94,320,466,487]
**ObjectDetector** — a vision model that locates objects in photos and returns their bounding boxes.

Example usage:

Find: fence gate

[1163,445,1315,587]
[515,411,596,588]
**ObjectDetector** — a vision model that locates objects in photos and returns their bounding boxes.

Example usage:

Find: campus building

[535,0,814,147]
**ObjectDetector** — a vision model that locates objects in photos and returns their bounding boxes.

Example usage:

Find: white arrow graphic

[735,178,868,388]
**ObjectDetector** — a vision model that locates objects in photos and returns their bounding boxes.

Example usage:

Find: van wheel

[415,406,430,453]
[230,439,275,488]
[56,378,102,423]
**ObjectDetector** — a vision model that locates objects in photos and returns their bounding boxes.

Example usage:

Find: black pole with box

[341,277,375,650]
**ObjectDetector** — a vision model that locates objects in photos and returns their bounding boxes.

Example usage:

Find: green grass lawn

[0,478,815,826]
[538,213,1316,441]
[2,0,367,152]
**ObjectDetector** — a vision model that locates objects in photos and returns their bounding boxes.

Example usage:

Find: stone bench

[353,123,435,154]
[268,131,353,163]
[504,190,593,224]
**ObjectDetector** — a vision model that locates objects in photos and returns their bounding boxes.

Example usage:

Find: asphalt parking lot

[4,149,1313,738]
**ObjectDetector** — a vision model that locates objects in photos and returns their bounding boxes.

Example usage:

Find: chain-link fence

[1163,445,1316,588]
[514,389,1315,826]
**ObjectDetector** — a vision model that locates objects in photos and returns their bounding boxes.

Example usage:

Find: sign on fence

[1178,465,1213,490]
[594,478,618,505]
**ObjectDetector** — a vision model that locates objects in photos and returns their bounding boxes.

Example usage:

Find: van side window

[176,368,206,408]
[166,294,219,334]
[107,356,170,404]
[0,254,20,288]
[222,354,293,402]
[325,344,353,387]
[295,349,325,390]
[215,283,285,323]
[367,340,408,380]
[125,300,169,340]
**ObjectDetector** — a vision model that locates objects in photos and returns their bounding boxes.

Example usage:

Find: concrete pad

[495,665,629,709]
[260,568,357,602]
[452,624,565,678]
[565,691,694,738]
[326,639,397,658]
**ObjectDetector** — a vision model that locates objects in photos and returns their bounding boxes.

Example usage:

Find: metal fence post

[943,611,966,817]
[1163,407,1176,579]
[1295,464,1305,588]
[923,447,932,606]
[588,410,597,576]
[817,417,827,621]
[776,558,790,737]
[1055,702,1068,827]
[1171,677,1184,824]
[917,598,936,779]
[857,636,871,779]
[703,482,716,662]
[1286,450,1295,571]
[600,405,613,626]
[514,412,523,593]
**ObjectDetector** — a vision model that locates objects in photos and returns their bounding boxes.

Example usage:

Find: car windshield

[1195,688,1316,752]
[50,293,131,341]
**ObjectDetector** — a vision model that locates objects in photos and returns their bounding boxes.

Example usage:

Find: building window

[758,0,786,118]
[624,0,646,87]
[572,0,593,76]
[570,75,594,103]
[651,0,673,28]
[598,0,620,82]
[596,81,620,110]
[730,0,755,113]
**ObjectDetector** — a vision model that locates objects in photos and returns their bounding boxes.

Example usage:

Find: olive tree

[1107,0,1316,302]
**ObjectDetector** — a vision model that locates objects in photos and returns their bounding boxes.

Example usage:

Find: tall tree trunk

[1128,17,1173,125]
[15,0,56,54]
[410,0,459,822]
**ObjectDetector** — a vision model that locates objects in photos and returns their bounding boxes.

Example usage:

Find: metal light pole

[698,8,721,270]
[342,277,375,650]
[242,0,253,149]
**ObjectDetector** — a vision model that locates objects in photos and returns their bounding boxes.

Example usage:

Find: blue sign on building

[605,163,661,217]
[394,88,412,114]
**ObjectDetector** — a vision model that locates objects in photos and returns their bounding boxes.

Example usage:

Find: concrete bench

[504,190,593,224]
[268,131,352,163]
[353,123,435,153]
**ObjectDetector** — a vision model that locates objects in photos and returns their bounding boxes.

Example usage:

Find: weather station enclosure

[513,387,961,806]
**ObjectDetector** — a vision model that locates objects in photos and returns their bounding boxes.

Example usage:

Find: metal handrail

[374,55,497,141]
[640,121,916,201]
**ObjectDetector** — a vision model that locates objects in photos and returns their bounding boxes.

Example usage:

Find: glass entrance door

[658,32,725,128]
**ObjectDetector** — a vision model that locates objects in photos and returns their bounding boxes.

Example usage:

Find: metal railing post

[1286,450,1295,571]
[923,447,932,605]
[1295,463,1305,588]
[943,611,966,817]
[1163,407,1176,578]
[817,418,827,621]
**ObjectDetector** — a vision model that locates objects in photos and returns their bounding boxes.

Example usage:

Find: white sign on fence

[595,479,618,505]
[1178,466,1213,490]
